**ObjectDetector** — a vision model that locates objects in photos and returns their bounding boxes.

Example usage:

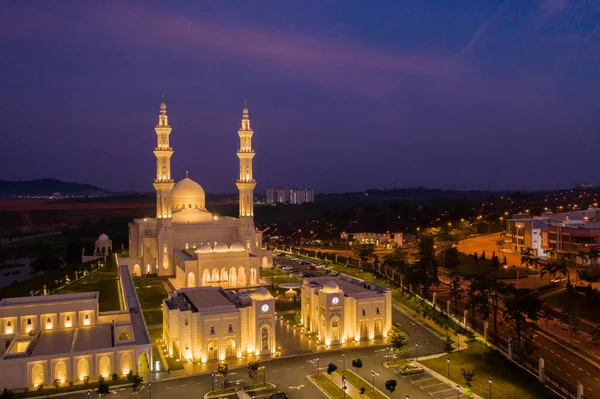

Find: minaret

[153,95,175,219]
[236,101,257,252]
[236,100,256,219]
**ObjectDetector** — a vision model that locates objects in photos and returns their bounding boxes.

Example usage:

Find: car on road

[306,265,316,270]
[315,264,326,269]
[300,261,311,265]
[281,266,293,271]
[398,363,424,375]
[277,253,287,257]
[267,393,289,399]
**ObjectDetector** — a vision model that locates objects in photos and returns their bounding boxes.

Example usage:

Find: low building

[340,231,403,247]
[265,187,314,205]
[505,207,600,264]
[0,266,151,390]
[162,286,276,363]
[300,276,391,346]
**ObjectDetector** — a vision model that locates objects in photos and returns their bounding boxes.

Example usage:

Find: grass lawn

[343,369,387,399]
[133,277,168,310]
[543,289,600,326]
[261,267,303,285]
[421,342,557,399]
[310,374,345,399]
[59,263,121,312]
[142,310,163,325]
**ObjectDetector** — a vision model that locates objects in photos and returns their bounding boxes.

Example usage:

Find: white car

[281,266,293,271]
[314,264,326,269]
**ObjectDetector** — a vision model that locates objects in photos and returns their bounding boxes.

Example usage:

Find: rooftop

[304,276,389,297]
[119,266,151,346]
[0,292,98,308]
[179,287,236,310]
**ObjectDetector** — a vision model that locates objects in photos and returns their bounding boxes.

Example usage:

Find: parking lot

[394,370,466,399]
[273,255,340,280]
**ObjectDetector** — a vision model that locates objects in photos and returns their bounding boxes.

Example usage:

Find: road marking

[285,368,292,371]
[164,387,171,390]
[272,370,278,373]
[180,384,187,387]
[556,367,561,371]
[421,382,445,388]
[578,367,582,371]
[595,377,599,381]
[587,372,591,377]
[567,373,571,378]
[550,350,554,353]
[430,388,454,394]
[288,385,305,390]
[414,377,435,383]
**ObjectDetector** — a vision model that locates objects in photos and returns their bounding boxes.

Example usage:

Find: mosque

[122,97,271,289]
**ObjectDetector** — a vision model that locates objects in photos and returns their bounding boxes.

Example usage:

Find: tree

[385,380,397,397]
[355,245,375,261]
[444,248,461,269]
[131,374,144,394]
[480,250,486,261]
[448,273,464,310]
[390,327,407,354]
[383,247,408,272]
[539,305,554,332]
[326,363,338,380]
[520,247,535,269]
[496,239,505,254]
[541,262,559,284]
[413,236,438,297]
[352,358,363,374]
[111,372,119,381]
[461,368,475,391]
[247,361,260,386]
[217,362,228,389]
[444,335,454,353]
[502,286,542,348]
[97,376,109,398]
[83,376,90,388]
[52,379,60,390]
[591,328,600,346]
[0,389,13,399]
[481,277,507,333]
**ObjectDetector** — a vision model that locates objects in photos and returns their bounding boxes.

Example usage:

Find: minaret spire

[153,95,174,219]
[236,100,256,219]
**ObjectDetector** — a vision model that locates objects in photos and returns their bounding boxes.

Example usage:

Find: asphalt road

[59,304,445,399]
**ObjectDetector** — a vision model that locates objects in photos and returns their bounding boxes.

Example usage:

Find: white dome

[253,287,272,300]
[322,280,340,293]
[213,242,229,253]
[98,233,109,241]
[195,243,212,254]
[171,177,206,210]
[229,242,246,252]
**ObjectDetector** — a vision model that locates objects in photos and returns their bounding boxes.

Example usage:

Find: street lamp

[372,371,375,398]
[342,353,345,376]
[87,391,90,399]
[316,357,320,375]
[415,343,419,362]
[488,377,492,399]
[263,364,266,385]
[457,333,460,350]
[148,382,152,399]
[456,385,460,399]
[211,372,215,392]
[447,358,450,378]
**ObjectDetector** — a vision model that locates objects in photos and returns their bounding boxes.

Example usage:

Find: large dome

[171,177,205,210]
[253,287,272,300]
[322,280,340,293]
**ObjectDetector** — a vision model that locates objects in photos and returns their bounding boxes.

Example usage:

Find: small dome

[229,242,246,252]
[253,287,272,300]
[322,280,340,293]
[213,242,229,253]
[195,243,212,254]
[171,177,206,210]
[98,233,109,241]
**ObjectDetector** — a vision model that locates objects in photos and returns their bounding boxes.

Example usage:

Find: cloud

[459,0,512,57]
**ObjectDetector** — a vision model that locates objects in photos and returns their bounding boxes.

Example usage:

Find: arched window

[84,314,90,325]
[27,319,32,325]
[376,307,380,315]
[188,203,192,208]
[362,309,366,316]
[7,321,11,327]
[261,327,269,351]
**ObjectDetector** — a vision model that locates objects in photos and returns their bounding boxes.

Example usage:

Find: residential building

[340,231,403,247]
[265,187,314,205]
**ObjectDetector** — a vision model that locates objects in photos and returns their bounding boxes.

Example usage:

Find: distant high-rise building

[265,187,314,204]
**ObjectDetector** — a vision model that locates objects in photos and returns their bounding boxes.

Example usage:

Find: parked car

[398,363,424,375]
[277,253,287,257]
[306,265,316,270]
[315,264,326,269]
[301,261,311,265]
[267,393,289,399]
[281,266,293,271]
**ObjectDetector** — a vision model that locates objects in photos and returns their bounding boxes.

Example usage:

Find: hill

[0,178,111,198]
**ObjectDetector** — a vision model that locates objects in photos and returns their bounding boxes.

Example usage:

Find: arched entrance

[229,267,237,287]
[99,356,111,376]
[203,269,210,285]
[226,338,236,358]
[220,268,228,285]
[212,269,219,284]
[31,364,44,386]
[250,268,257,285]
[262,256,268,267]
[360,321,368,340]
[207,341,218,361]
[138,352,150,374]
[55,361,67,382]
[331,319,340,344]
[304,304,311,330]
[374,319,383,338]
[261,327,270,353]
[121,353,132,374]
[132,264,141,276]
[187,272,195,288]
[77,358,89,380]
[238,267,246,286]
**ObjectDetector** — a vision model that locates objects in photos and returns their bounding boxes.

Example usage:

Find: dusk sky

[1,1,599,193]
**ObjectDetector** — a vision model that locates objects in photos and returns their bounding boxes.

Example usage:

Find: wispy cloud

[459,0,512,57]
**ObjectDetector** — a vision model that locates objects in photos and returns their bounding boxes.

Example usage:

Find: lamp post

[372,371,375,398]
[148,382,152,399]
[263,364,266,385]
[316,357,319,375]
[456,385,460,399]
[488,377,492,399]
[87,391,90,399]
[447,358,450,378]
[211,372,215,392]
[457,333,460,350]
[415,343,419,362]
[342,353,346,376]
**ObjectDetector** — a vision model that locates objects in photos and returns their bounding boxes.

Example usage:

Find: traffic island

[204,382,275,399]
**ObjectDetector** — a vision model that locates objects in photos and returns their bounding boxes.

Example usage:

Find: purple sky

[1,1,599,193]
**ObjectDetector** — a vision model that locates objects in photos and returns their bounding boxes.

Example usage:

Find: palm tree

[589,246,600,267]
[502,286,542,348]
[496,239,505,254]
[545,248,557,261]
[540,262,559,284]
[556,259,569,287]
[520,247,535,269]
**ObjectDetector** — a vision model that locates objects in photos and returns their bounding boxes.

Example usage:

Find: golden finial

[185,170,189,178]
[243,99,247,108]
[161,94,165,103]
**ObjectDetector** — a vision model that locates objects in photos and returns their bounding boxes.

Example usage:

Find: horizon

[1,1,600,192]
